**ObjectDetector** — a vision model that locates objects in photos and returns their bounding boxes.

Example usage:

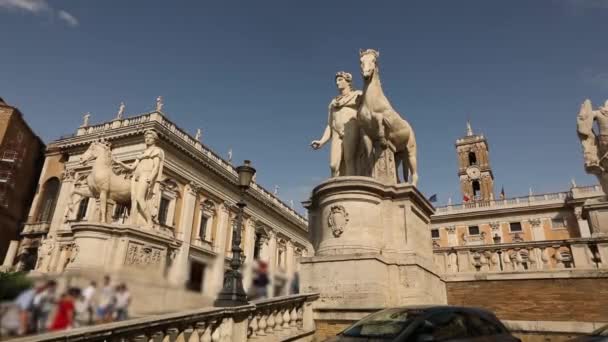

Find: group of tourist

[3,275,131,336]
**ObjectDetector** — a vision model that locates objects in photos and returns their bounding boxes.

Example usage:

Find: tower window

[472,180,481,198]
[468,151,477,166]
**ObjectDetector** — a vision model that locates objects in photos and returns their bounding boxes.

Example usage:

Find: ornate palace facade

[2,107,310,314]
[431,123,605,274]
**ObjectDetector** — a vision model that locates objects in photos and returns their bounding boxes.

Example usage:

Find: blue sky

[1,0,607,212]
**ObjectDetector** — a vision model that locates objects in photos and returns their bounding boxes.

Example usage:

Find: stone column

[457,250,470,272]
[50,171,77,234]
[529,218,545,241]
[242,218,256,290]
[286,240,295,293]
[266,230,277,297]
[575,207,591,237]
[168,184,197,286]
[2,240,20,269]
[26,158,51,222]
[446,226,458,247]
[209,203,230,295]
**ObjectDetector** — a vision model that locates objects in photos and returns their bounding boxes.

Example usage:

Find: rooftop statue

[311,71,362,177]
[358,49,418,185]
[577,99,608,196]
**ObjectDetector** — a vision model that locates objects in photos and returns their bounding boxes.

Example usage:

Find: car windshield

[341,308,423,339]
[593,325,608,336]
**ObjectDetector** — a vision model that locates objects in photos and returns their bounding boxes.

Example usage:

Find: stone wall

[446,277,608,322]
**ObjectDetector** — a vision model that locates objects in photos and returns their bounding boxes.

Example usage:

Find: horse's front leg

[99,190,108,223]
[373,113,388,148]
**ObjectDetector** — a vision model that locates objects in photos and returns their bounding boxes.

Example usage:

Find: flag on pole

[463,194,470,202]
[428,194,437,202]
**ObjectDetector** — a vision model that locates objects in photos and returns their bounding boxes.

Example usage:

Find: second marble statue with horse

[67,130,165,226]
[312,49,418,185]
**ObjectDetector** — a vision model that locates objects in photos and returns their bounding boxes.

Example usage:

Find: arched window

[468,151,477,166]
[37,178,60,222]
[472,180,481,199]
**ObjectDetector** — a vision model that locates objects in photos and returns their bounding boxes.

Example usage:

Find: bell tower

[455,121,494,201]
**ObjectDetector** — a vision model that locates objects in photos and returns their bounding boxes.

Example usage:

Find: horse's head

[80,140,111,165]
[359,49,380,80]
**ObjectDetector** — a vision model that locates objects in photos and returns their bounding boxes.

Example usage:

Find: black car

[570,324,608,341]
[326,306,521,342]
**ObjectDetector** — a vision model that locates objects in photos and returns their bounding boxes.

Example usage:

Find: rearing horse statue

[358,49,418,185]
[67,140,131,223]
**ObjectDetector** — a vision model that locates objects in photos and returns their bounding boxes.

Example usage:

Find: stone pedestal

[583,199,608,237]
[66,223,180,279]
[301,177,446,310]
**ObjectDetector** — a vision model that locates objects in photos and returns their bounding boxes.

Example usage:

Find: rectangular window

[186,261,205,292]
[158,197,170,225]
[431,229,440,239]
[468,225,480,235]
[199,215,209,241]
[509,222,523,232]
[0,171,11,183]
[552,217,566,229]
[1,150,17,162]
[76,198,89,221]
[253,233,262,259]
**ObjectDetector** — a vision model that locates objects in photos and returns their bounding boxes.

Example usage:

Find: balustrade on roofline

[10,293,319,342]
[71,112,307,224]
[433,238,608,274]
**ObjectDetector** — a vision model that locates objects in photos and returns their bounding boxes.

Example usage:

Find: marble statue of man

[115,130,165,225]
[577,99,608,195]
[311,71,362,177]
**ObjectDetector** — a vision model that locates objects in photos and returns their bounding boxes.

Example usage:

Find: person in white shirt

[81,281,97,325]
[96,276,115,323]
[114,284,131,321]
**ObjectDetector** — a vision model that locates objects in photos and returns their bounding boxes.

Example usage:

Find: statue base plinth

[302,176,446,308]
[66,223,179,278]
[583,199,608,236]
[52,223,213,315]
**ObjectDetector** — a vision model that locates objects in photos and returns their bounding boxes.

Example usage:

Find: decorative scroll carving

[327,205,349,238]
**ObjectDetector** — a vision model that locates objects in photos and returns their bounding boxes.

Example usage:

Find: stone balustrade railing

[435,185,605,215]
[71,112,307,225]
[434,238,608,274]
[10,293,318,342]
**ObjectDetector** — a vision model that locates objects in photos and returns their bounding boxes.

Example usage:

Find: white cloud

[0,0,50,13]
[0,0,79,27]
[57,10,78,27]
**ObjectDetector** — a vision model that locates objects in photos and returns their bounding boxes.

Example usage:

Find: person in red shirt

[49,288,79,331]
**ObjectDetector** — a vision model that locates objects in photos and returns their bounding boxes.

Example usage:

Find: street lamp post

[214,160,256,307]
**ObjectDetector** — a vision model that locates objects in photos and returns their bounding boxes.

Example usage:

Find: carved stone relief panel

[124,242,165,267]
